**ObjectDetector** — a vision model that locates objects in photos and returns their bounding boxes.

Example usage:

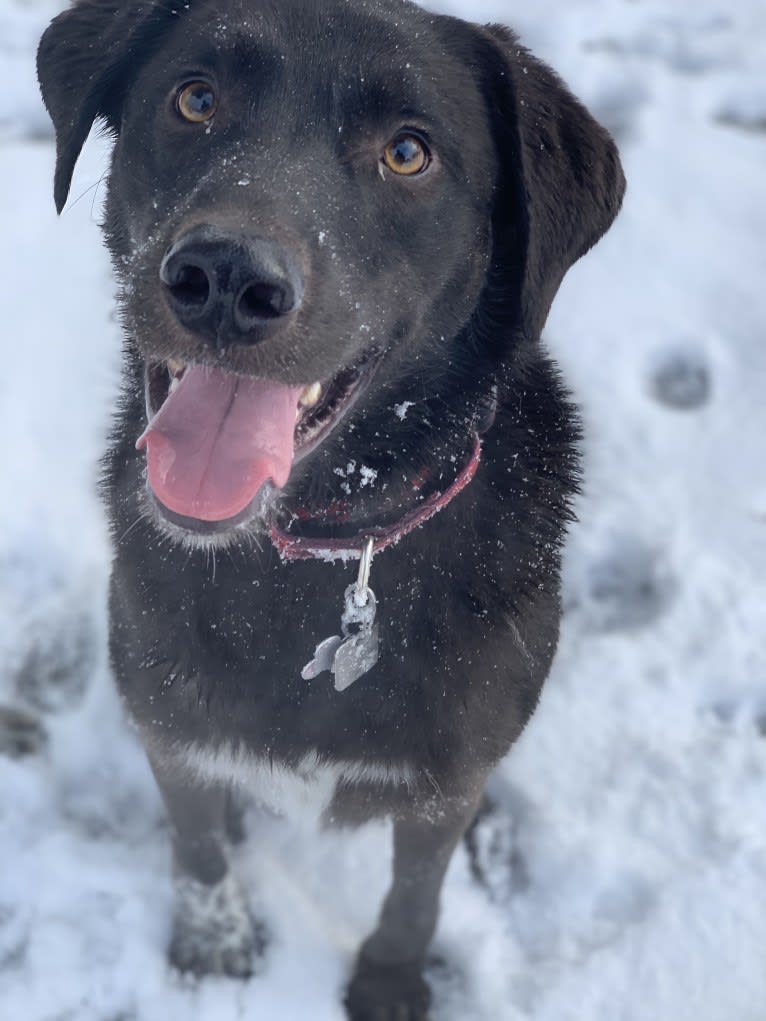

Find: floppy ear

[475,25,626,341]
[37,0,183,213]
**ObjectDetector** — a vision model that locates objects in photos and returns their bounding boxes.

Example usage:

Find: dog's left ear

[474,25,627,341]
[37,0,180,214]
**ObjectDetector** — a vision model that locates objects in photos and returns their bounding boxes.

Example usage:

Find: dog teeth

[166,358,186,377]
[165,359,186,395]
[299,382,322,409]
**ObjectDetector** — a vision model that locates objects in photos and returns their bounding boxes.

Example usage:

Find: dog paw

[0,706,47,759]
[345,955,431,1020]
[169,872,264,979]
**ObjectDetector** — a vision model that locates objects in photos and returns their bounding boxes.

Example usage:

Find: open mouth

[139,351,380,529]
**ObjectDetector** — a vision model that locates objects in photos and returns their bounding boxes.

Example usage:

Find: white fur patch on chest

[177,742,415,825]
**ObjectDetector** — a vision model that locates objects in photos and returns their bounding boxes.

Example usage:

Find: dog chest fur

[177,741,417,825]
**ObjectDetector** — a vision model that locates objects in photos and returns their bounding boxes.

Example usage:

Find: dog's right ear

[37,0,180,213]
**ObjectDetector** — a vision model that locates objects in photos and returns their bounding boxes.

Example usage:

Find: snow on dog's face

[38,0,624,540]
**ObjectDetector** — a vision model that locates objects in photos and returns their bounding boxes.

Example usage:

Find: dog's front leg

[149,754,258,978]
[346,785,485,1020]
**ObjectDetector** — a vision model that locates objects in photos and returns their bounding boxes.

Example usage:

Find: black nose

[160,226,304,347]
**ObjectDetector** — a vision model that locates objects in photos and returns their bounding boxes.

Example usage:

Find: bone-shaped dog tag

[332,626,380,691]
[301,634,343,680]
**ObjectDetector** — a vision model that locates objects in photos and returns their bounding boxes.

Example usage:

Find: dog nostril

[237,282,285,322]
[168,265,211,308]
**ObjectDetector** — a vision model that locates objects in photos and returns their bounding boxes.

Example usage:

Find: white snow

[394,400,415,421]
[359,466,378,488]
[2,0,766,1019]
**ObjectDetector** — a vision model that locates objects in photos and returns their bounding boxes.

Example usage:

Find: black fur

[38,1,624,1017]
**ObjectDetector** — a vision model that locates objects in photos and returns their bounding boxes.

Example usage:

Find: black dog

[38,1,624,1016]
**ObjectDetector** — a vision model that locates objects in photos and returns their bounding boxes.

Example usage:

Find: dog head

[38,0,624,542]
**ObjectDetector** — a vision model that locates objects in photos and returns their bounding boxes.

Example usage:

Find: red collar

[270,434,482,562]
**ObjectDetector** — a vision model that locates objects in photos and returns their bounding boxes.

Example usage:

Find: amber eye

[176,81,217,123]
[382,133,430,176]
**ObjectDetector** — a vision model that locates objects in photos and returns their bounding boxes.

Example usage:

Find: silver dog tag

[333,585,380,692]
[301,538,380,691]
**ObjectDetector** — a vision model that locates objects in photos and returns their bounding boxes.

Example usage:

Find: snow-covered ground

[1,0,765,1018]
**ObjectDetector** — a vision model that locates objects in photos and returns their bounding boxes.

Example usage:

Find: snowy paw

[345,954,431,1020]
[169,872,264,979]
[0,706,47,759]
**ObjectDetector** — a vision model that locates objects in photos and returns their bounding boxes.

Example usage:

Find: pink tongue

[137,366,303,522]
